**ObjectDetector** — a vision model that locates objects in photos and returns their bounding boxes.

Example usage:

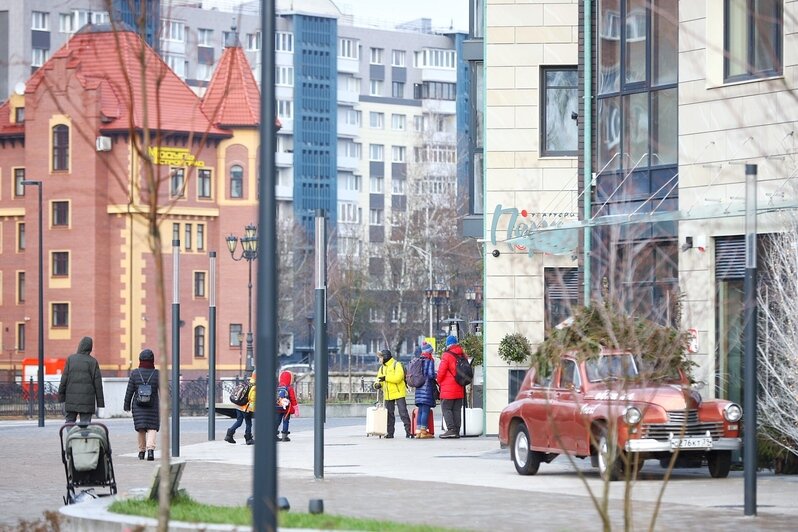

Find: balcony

[276,151,293,168]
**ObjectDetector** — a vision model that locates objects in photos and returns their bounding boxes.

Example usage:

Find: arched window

[230,165,243,198]
[194,326,206,357]
[52,124,69,171]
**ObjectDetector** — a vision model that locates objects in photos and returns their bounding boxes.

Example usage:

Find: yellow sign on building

[148,147,205,167]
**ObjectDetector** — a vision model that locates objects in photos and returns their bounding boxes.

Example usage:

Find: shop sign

[489,204,577,250]
[148,147,205,167]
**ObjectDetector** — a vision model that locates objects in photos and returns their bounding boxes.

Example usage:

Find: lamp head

[225,234,238,254]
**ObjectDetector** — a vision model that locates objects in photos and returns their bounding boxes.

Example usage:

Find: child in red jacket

[276,370,299,442]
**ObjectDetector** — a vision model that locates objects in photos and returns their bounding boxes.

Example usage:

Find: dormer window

[15,107,24,123]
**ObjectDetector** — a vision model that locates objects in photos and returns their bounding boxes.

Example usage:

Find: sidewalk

[62,419,798,531]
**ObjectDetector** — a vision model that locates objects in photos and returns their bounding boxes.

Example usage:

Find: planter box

[442,407,484,436]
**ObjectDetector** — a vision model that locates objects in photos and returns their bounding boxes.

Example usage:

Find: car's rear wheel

[511,423,541,475]
[707,450,732,478]
[597,427,624,481]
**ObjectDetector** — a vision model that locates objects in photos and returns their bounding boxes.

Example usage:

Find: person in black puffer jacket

[123,349,160,461]
[58,336,105,424]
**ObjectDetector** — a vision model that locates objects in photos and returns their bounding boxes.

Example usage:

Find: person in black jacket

[123,349,160,461]
[58,336,105,424]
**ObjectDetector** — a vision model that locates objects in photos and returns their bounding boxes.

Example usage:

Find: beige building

[481,0,797,433]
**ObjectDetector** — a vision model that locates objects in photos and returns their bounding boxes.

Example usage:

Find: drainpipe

[583,0,593,305]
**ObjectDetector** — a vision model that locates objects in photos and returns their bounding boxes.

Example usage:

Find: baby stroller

[59,422,118,504]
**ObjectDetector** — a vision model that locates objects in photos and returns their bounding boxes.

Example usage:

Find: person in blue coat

[414,342,438,439]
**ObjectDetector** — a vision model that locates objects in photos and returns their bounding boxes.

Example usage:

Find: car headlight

[723,403,742,422]
[624,406,642,425]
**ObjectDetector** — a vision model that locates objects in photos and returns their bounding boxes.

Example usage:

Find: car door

[549,359,582,453]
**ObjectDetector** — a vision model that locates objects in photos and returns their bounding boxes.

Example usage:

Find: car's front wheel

[596,427,625,481]
[511,423,541,475]
[707,450,732,478]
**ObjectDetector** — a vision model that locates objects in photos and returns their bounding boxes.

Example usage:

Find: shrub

[498,333,533,365]
[461,334,483,367]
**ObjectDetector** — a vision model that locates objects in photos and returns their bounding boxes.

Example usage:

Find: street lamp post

[21,180,44,428]
[226,224,258,375]
[425,286,451,341]
[407,243,434,337]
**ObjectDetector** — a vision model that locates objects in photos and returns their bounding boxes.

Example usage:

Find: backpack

[406,357,426,388]
[276,385,290,410]
[229,381,251,406]
[453,354,474,387]
[135,369,154,407]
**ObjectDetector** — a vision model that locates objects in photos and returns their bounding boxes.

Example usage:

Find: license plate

[670,437,712,449]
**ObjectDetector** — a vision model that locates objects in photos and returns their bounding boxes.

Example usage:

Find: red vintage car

[498,350,742,480]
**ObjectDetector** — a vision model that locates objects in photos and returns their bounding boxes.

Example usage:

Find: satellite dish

[14,82,25,95]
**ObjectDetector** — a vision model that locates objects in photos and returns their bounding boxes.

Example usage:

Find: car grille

[642,410,724,440]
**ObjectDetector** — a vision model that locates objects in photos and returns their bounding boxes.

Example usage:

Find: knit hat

[139,349,155,361]
[445,335,458,347]
[421,342,434,354]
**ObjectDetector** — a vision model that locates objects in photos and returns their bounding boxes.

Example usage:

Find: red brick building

[0,24,263,378]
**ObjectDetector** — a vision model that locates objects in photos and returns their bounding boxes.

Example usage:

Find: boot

[417,428,432,439]
[439,429,458,439]
[225,429,236,444]
[281,432,291,442]
[138,451,145,460]
[245,435,255,445]
[147,450,154,461]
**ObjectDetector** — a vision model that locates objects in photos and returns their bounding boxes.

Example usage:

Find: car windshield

[585,354,639,382]
[634,356,683,382]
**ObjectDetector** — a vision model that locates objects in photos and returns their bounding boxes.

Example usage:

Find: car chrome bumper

[625,437,742,453]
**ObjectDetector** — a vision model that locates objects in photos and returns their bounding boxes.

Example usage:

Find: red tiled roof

[26,26,229,137]
[201,44,261,128]
[0,101,24,137]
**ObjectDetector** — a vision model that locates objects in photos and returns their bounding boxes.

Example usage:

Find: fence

[0,374,380,419]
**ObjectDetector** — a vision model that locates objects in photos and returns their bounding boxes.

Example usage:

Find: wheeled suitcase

[366,404,388,437]
[411,407,435,436]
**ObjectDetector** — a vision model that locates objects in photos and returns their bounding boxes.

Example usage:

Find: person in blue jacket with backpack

[413,342,438,439]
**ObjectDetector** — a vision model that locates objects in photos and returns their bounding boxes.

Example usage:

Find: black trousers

[385,397,411,436]
[441,398,463,433]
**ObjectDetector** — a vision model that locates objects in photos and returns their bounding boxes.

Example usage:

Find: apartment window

[73,9,91,28]
[276,32,293,52]
[163,54,186,78]
[59,13,75,33]
[344,108,361,126]
[32,48,49,68]
[52,201,69,226]
[196,63,213,81]
[198,28,213,47]
[52,251,69,276]
[18,223,25,251]
[14,169,25,197]
[541,67,578,156]
[230,165,243,198]
[170,167,185,197]
[197,224,205,251]
[17,272,25,304]
[416,48,456,68]
[277,99,293,119]
[391,114,406,130]
[392,178,406,194]
[172,223,180,241]
[391,81,405,98]
[391,146,406,163]
[198,169,211,198]
[369,208,384,225]
[369,144,384,161]
[369,112,384,129]
[391,49,406,66]
[413,115,423,131]
[276,66,294,86]
[370,47,384,64]
[93,11,109,24]
[32,11,49,30]
[369,79,383,96]
[343,173,362,191]
[419,81,456,100]
[222,31,235,47]
[230,323,243,346]
[194,326,206,357]
[340,140,361,158]
[339,201,359,223]
[52,303,69,328]
[194,271,206,297]
[17,324,25,352]
[339,38,358,59]
[52,125,69,171]
[724,0,782,81]
[185,224,193,250]
[370,176,384,193]
[162,19,185,42]
[246,32,261,51]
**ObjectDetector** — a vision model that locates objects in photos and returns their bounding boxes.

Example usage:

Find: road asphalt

[1,416,797,531]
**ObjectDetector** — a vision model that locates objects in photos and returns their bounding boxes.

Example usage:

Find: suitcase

[411,407,435,436]
[366,404,388,437]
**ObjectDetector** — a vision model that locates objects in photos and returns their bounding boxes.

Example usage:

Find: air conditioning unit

[95,136,112,152]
